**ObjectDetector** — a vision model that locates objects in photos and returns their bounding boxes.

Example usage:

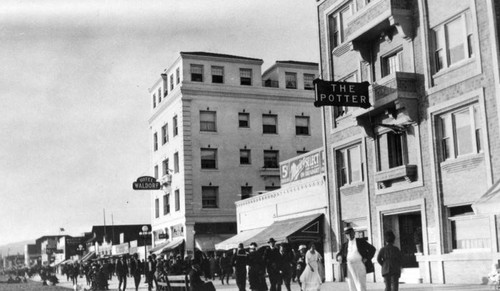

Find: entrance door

[398,213,421,268]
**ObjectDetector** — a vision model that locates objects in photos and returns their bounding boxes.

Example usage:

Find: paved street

[48,273,496,291]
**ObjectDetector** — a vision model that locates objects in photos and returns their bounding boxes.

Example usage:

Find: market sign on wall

[280,149,325,185]
[313,79,371,108]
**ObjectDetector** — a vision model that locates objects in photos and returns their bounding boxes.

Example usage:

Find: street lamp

[139,225,151,274]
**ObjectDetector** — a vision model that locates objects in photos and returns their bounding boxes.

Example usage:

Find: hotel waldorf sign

[313,79,371,108]
[132,176,161,190]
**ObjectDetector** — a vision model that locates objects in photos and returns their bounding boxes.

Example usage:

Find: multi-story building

[317,0,500,284]
[148,52,321,255]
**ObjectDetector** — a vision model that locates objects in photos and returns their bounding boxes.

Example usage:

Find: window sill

[375,164,418,183]
[431,57,476,79]
[199,131,218,134]
[295,134,311,137]
[201,168,219,171]
[339,182,365,195]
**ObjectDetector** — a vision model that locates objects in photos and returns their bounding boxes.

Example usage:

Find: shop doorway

[382,211,422,268]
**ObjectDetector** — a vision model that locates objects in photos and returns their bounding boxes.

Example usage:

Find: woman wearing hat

[299,243,323,291]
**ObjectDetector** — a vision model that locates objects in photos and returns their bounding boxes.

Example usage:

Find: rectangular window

[239,112,250,128]
[202,186,218,208]
[449,205,490,250]
[433,12,473,72]
[175,189,180,211]
[176,67,180,84]
[153,133,158,151]
[201,148,217,169]
[162,159,169,176]
[154,165,159,179]
[328,2,352,50]
[161,124,168,145]
[191,64,203,82]
[240,68,252,85]
[155,198,159,218]
[336,144,363,186]
[158,88,162,103]
[200,111,216,132]
[211,66,224,83]
[163,194,170,215]
[263,150,279,168]
[265,185,280,191]
[438,104,482,161]
[174,152,179,173]
[295,116,310,135]
[164,86,168,97]
[173,115,178,136]
[304,74,315,90]
[153,94,156,108]
[262,114,277,134]
[170,74,174,91]
[285,72,297,89]
[240,149,251,165]
[382,49,403,77]
[241,186,253,200]
[387,132,406,168]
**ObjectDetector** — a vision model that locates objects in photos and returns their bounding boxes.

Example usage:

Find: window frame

[262,114,278,134]
[328,2,353,51]
[173,115,178,136]
[161,123,168,145]
[190,64,204,82]
[153,132,158,151]
[240,68,252,86]
[201,148,218,169]
[336,144,363,187]
[174,189,180,211]
[241,186,252,200]
[239,112,250,128]
[285,72,297,89]
[381,48,403,77]
[240,149,251,165]
[154,165,159,179]
[155,198,160,218]
[163,193,170,215]
[170,74,174,91]
[202,186,219,209]
[176,67,180,84]
[295,116,310,136]
[174,152,179,173]
[263,150,279,168]
[211,66,224,84]
[199,110,217,132]
[162,158,169,176]
[304,73,315,90]
[375,131,408,171]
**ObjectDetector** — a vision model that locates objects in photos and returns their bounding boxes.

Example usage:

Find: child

[377,230,403,291]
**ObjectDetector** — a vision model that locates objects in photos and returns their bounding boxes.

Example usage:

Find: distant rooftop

[180,51,263,62]
[275,60,318,66]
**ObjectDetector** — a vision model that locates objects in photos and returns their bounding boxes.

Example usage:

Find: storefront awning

[195,234,232,252]
[215,227,267,250]
[242,213,324,247]
[150,237,184,255]
[473,179,500,215]
[81,251,96,262]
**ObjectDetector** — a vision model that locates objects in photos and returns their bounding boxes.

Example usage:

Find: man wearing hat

[336,226,376,291]
[264,238,282,291]
[129,253,142,291]
[115,255,128,291]
[232,243,248,291]
[247,242,266,291]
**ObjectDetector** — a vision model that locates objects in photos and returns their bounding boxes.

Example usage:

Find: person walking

[264,238,282,291]
[295,245,307,289]
[129,253,143,291]
[146,256,155,291]
[377,230,403,291]
[299,243,323,291]
[280,244,294,291]
[247,242,266,291]
[219,252,232,285]
[116,255,128,291]
[232,243,248,291]
[336,226,376,291]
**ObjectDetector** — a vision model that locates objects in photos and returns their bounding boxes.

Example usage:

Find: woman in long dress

[299,243,323,291]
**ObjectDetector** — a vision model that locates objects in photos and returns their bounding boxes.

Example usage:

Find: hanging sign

[313,79,371,108]
[133,176,161,190]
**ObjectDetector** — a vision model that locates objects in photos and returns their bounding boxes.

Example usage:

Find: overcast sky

[0,0,320,248]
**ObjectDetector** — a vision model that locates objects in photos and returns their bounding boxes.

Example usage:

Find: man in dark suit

[264,238,282,291]
[115,255,128,291]
[336,227,376,291]
[129,253,143,291]
[232,243,248,291]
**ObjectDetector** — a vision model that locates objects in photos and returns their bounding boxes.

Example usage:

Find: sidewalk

[53,273,495,291]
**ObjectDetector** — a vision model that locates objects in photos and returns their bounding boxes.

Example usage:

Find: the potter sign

[133,176,161,190]
[280,149,324,185]
[313,79,371,108]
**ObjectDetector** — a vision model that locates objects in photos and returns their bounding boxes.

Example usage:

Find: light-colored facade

[317,0,500,284]
[148,52,322,255]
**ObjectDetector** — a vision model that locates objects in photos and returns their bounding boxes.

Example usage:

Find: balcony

[346,0,413,46]
[375,164,417,188]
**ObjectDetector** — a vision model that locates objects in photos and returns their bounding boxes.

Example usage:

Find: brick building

[316,0,500,284]
[148,52,322,255]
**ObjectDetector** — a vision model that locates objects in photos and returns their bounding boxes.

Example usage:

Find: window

[163,194,170,215]
[175,189,180,211]
[176,67,180,84]
[161,124,168,145]
[336,145,363,186]
[201,148,217,169]
[304,74,315,90]
[174,152,179,173]
[263,150,279,168]
[438,104,482,160]
[211,66,224,83]
[295,116,310,135]
[154,165,159,179]
[153,133,158,151]
[240,68,252,85]
[155,198,159,218]
[241,186,253,200]
[200,111,216,132]
[239,112,249,128]
[433,12,473,72]
[162,159,169,176]
[240,149,251,165]
[262,114,277,134]
[265,185,280,191]
[164,87,168,97]
[158,88,162,103]
[170,74,174,91]
[328,2,353,50]
[153,94,156,108]
[173,115,178,136]
[202,186,218,208]
[382,49,403,77]
[376,131,408,170]
[449,205,490,250]
[191,64,203,82]
[297,150,309,155]
[285,72,297,89]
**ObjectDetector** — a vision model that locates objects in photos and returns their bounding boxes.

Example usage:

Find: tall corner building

[147,52,322,255]
[317,0,500,284]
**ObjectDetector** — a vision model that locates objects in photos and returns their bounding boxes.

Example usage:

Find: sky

[0,0,320,248]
